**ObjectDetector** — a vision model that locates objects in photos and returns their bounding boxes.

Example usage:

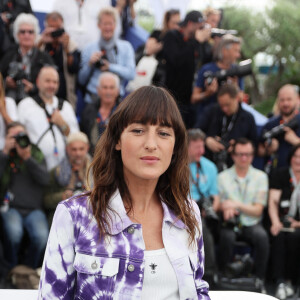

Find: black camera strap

[33,95,65,155]
[221,112,238,141]
[190,161,206,200]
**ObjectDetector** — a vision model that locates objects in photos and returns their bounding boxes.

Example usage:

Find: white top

[52,0,111,50]
[0,97,18,150]
[141,248,179,300]
[18,96,79,170]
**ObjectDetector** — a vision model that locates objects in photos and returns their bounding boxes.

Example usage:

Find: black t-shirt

[269,167,293,219]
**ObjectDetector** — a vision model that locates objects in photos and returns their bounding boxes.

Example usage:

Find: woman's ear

[115,141,121,151]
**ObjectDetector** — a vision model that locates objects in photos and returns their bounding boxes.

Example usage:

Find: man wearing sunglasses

[0,13,53,103]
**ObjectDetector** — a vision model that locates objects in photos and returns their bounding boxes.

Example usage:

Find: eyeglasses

[233,152,254,158]
[18,29,35,35]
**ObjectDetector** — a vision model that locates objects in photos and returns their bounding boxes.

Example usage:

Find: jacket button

[127,227,135,234]
[128,264,135,272]
[91,261,98,270]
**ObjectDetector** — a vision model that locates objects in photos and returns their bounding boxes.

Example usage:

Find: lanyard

[190,162,206,198]
[234,177,249,202]
[221,112,237,141]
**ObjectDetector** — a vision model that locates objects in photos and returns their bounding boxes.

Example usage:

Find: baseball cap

[179,10,204,26]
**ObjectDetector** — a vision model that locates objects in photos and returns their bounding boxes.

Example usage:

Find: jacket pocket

[74,252,120,299]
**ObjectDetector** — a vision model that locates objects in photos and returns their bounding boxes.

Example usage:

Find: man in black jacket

[0,122,49,268]
[162,10,210,128]
[198,83,256,171]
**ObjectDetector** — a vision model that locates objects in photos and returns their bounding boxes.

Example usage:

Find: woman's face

[167,13,180,31]
[291,148,300,173]
[116,123,175,183]
[17,23,36,49]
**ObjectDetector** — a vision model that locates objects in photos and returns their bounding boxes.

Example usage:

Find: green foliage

[137,15,155,33]
[254,97,276,116]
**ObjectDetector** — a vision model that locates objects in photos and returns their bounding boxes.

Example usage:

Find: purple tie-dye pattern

[38,191,210,299]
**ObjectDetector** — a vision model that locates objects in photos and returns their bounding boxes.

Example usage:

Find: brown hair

[162,9,180,35]
[218,82,240,99]
[88,86,199,242]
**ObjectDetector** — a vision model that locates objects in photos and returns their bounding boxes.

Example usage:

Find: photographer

[162,10,211,128]
[218,138,269,292]
[37,12,80,110]
[0,122,49,268]
[18,66,79,171]
[198,83,256,171]
[0,13,53,103]
[0,73,18,150]
[44,132,92,225]
[258,84,300,173]
[268,144,300,299]
[188,128,219,284]
[191,34,243,120]
[78,7,135,103]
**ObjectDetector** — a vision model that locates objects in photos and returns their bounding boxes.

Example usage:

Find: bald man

[18,66,79,170]
[259,84,300,171]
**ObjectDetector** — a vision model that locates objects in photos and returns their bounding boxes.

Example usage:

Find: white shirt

[18,96,79,170]
[52,0,111,50]
[141,248,179,300]
[0,97,18,150]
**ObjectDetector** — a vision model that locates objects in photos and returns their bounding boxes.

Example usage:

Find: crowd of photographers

[0,2,299,299]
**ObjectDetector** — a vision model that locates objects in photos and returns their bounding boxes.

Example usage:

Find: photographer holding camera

[218,138,269,292]
[0,13,53,103]
[268,144,300,299]
[37,12,80,110]
[78,7,135,103]
[44,131,92,225]
[191,34,243,121]
[258,84,300,173]
[197,83,256,172]
[187,128,219,285]
[0,121,49,269]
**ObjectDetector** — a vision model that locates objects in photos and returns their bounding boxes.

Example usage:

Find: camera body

[94,52,108,69]
[51,28,65,38]
[8,62,27,82]
[198,195,219,221]
[262,117,298,144]
[204,59,252,86]
[14,132,30,148]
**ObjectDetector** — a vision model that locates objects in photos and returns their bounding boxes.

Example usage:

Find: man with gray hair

[0,13,53,103]
[191,34,243,121]
[78,6,135,103]
[44,131,92,225]
[81,71,120,153]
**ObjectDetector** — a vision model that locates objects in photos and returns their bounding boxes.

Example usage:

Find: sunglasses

[19,29,35,35]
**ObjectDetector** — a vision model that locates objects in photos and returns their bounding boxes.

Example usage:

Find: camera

[211,28,238,38]
[8,62,27,82]
[14,132,30,148]
[94,53,108,69]
[51,28,65,38]
[282,215,291,228]
[262,116,298,145]
[198,195,219,221]
[213,140,230,172]
[204,59,252,86]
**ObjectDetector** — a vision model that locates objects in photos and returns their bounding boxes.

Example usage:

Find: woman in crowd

[269,144,300,300]
[0,13,53,103]
[38,86,210,299]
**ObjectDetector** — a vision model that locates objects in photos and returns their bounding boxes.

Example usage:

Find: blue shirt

[78,39,135,102]
[189,156,218,201]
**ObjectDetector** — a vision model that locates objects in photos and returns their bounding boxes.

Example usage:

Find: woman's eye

[159,131,171,137]
[132,129,143,134]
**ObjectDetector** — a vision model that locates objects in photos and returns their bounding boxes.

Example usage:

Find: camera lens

[15,132,30,148]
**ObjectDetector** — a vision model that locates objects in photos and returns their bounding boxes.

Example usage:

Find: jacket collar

[105,190,186,235]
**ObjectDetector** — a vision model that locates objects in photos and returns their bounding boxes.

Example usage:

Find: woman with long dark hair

[38,86,210,299]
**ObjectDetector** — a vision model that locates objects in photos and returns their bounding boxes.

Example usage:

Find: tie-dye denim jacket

[38,190,210,299]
